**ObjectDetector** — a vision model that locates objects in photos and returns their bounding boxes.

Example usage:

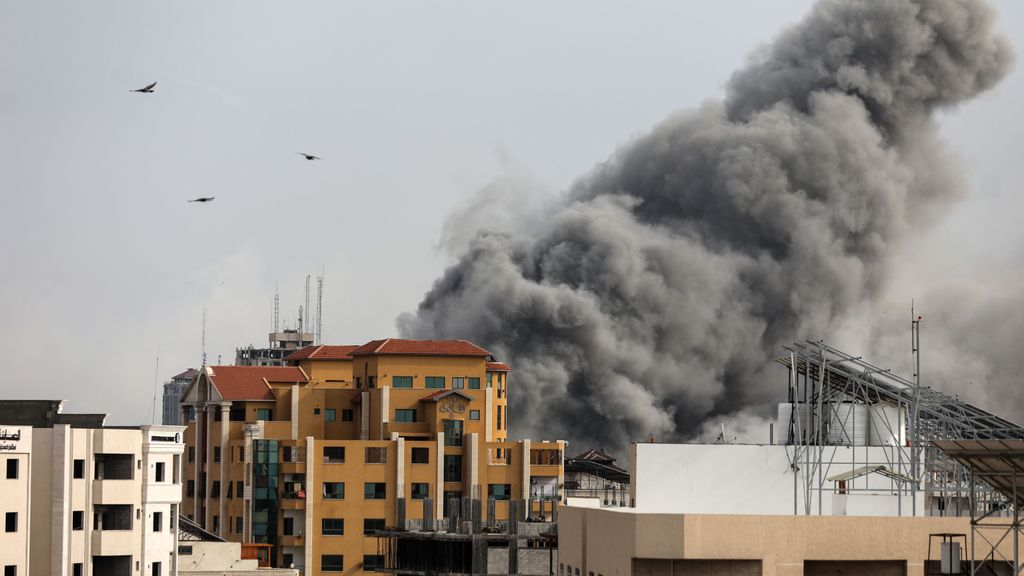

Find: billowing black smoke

[399,0,1013,454]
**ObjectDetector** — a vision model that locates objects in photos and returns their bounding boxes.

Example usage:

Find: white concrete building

[0,400,185,576]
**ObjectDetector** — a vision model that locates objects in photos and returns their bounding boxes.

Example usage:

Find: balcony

[91,530,135,556]
[280,534,305,547]
[143,482,182,504]
[93,480,138,505]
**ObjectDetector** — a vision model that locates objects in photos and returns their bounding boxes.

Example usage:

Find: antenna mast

[910,300,923,516]
[202,308,208,367]
[304,275,311,338]
[316,273,324,345]
[273,285,280,333]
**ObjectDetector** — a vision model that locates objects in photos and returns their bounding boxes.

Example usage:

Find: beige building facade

[0,400,185,576]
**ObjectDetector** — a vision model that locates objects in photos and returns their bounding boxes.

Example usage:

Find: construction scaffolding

[778,341,1024,518]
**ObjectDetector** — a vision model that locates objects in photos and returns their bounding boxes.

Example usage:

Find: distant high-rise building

[163,368,198,425]
[234,330,314,367]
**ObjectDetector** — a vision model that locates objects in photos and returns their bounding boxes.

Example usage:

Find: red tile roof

[349,338,491,358]
[207,366,307,401]
[284,345,360,361]
[486,361,511,372]
[420,390,474,402]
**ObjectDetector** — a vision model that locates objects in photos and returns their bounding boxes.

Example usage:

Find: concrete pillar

[304,436,314,570]
[485,387,494,442]
[435,432,444,521]
[218,402,230,537]
[50,424,71,576]
[360,392,370,440]
[521,439,531,521]
[291,383,299,441]
[204,406,213,529]
[423,497,434,531]
[380,386,390,439]
[395,436,405,529]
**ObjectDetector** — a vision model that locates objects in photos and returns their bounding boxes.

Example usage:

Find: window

[411,447,429,464]
[468,377,480,389]
[187,447,195,464]
[73,459,85,478]
[235,516,242,534]
[444,455,462,482]
[151,561,161,576]
[73,564,83,576]
[283,517,294,535]
[394,409,416,423]
[363,518,385,535]
[212,515,219,532]
[153,511,163,532]
[486,372,493,387]
[321,555,343,572]
[155,462,165,482]
[325,408,336,422]
[365,447,387,464]
[72,511,84,530]
[411,483,429,500]
[323,482,345,499]
[443,420,463,447]
[236,481,244,497]
[211,481,220,498]
[178,546,193,556]
[497,406,503,430]
[341,409,354,422]
[313,408,321,415]
[488,484,512,500]
[227,481,233,499]
[368,375,376,388]
[3,567,12,576]
[323,447,345,463]
[187,480,195,497]
[322,518,344,535]
[256,408,272,421]
[238,446,245,462]
[4,512,16,532]
[364,555,385,571]
[283,554,293,568]
[214,447,221,463]
[5,459,16,479]
[392,376,413,388]
[452,377,464,389]
[425,376,445,389]
[364,482,386,500]
[469,410,480,421]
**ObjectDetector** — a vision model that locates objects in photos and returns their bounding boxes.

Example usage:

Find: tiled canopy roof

[349,338,491,358]
[207,366,307,401]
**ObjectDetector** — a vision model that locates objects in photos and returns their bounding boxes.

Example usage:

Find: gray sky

[1,1,1022,425]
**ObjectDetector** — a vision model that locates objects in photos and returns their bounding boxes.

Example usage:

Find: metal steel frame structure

[778,341,1024,518]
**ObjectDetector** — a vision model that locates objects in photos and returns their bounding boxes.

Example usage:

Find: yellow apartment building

[180,338,565,576]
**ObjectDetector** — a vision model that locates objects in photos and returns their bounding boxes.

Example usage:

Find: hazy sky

[1,1,1022,425]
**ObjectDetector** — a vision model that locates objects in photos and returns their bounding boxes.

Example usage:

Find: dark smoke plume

[399,0,1013,454]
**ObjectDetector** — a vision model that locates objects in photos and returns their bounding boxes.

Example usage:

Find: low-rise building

[0,400,185,576]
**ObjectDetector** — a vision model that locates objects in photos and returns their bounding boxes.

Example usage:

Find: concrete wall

[0,426,32,576]
[632,443,923,516]
[558,505,1007,576]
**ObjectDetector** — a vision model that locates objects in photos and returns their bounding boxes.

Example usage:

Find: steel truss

[778,341,1024,518]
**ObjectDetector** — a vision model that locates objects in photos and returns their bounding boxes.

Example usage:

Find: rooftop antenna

[304,275,311,338]
[202,307,208,367]
[910,299,923,516]
[273,284,280,334]
[316,273,324,345]
[298,305,304,338]
[151,355,159,425]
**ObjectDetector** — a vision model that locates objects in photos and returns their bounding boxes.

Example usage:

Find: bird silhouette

[297,152,321,161]
[188,197,215,203]
[131,82,157,94]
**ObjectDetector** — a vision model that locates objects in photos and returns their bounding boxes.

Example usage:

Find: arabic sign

[0,427,29,451]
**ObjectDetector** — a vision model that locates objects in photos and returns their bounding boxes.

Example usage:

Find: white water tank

[867,403,907,446]
[777,403,813,445]
[828,403,867,445]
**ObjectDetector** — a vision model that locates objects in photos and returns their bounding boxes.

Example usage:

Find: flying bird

[131,82,157,93]
[297,152,321,161]
[188,197,215,203]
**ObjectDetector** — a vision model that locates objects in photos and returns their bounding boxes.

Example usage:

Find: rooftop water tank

[828,402,867,445]
[867,403,907,446]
